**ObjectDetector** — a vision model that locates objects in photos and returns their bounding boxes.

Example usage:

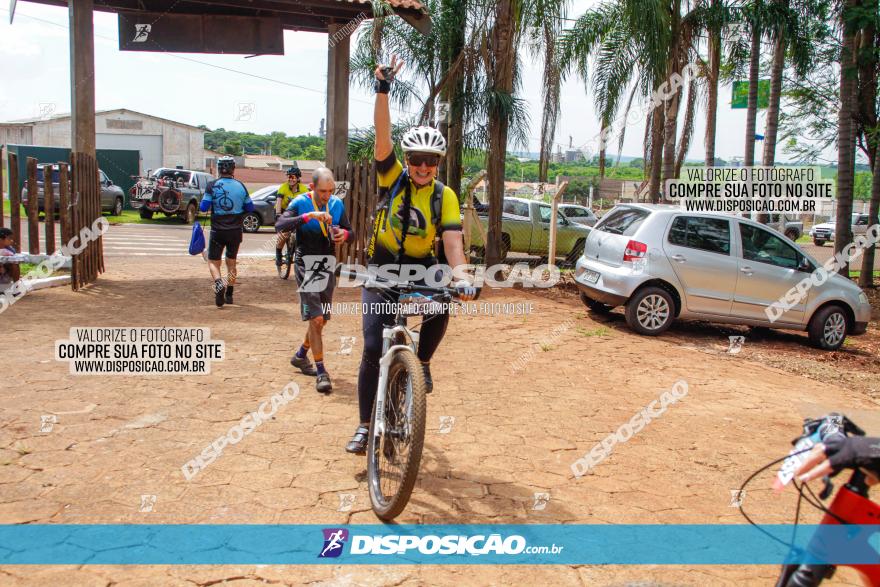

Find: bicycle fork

[373,325,420,440]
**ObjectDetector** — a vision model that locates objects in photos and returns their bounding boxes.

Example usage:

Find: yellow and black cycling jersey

[275,181,310,212]
[368,153,462,262]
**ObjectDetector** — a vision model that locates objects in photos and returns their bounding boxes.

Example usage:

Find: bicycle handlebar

[337,267,463,298]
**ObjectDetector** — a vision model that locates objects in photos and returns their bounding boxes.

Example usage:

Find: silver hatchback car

[574,204,871,350]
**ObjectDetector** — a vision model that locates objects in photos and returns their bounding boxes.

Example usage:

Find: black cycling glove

[824,435,880,477]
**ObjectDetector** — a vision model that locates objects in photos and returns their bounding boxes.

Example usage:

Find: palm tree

[559,0,670,200]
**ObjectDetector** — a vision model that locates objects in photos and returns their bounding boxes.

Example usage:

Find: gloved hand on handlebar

[453,279,477,302]
[797,436,880,485]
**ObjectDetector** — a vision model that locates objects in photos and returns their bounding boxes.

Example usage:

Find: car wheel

[808,305,849,350]
[625,286,675,336]
[813,239,825,247]
[785,229,799,241]
[242,213,261,233]
[139,209,154,220]
[501,234,511,260]
[580,293,613,314]
[185,202,197,224]
[111,197,123,216]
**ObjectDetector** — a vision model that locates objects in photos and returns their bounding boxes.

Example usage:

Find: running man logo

[139,494,157,512]
[727,335,746,355]
[40,414,57,433]
[319,528,349,558]
[338,336,356,356]
[298,255,336,293]
[729,489,745,508]
[337,493,356,512]
[532,492,551,511]
[133,24,151,42]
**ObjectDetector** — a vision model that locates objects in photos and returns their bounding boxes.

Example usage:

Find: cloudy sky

[0,1,822,163]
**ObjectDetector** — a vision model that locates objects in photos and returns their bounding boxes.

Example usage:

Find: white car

[810,213,870,246]
[559,204,598,226]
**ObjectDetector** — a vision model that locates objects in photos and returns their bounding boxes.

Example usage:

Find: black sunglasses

[407,153,441,167]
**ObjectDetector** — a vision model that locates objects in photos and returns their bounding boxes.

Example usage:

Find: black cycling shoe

[345,424,370,455]
[316,373,333,394]
[422,362,433,394]
[224,286,234,305]
[213,279,225,308]
[290,355,317,376]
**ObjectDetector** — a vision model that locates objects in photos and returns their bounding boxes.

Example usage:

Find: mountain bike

[340,268,464,520]
[277,226,295,280]
[738,413,880,586]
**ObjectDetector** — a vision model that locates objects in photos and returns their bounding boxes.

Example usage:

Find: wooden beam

[325,23,350,170]
[8,153,20,249]
[547,181,569,272]
[70,0,97,156]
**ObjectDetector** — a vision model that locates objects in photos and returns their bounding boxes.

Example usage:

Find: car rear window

[595,207,649,236]
[668,216,730,255]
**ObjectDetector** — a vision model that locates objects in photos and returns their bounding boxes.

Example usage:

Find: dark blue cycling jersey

[200,177,254,231]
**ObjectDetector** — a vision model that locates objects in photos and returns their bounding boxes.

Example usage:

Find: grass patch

[577,326,610,337]
[796,235,811,244]
[539,343,554,351]
[849,270,880,279]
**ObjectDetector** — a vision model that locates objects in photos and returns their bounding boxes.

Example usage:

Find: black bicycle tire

[367,348,427,521]
[281,237,293,280]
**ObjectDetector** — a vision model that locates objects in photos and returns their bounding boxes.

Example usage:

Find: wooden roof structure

[22,0,430,35]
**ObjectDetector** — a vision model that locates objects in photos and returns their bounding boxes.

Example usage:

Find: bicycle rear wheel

[367,348,427,521]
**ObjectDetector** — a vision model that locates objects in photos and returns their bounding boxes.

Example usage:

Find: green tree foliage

[205,129,325,160]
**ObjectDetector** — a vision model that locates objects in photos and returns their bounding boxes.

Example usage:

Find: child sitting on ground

[0,228,21,286]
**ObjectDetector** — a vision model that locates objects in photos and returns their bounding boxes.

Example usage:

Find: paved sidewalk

[0,253,877,585]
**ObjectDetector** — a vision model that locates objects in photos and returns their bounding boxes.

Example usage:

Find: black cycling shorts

[208,229,243,261]
[294,261,335,321]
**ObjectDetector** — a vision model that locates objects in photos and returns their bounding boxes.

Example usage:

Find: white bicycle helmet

[400,126,447,156]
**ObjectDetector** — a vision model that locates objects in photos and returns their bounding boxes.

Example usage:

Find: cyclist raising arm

[345,56,475,455]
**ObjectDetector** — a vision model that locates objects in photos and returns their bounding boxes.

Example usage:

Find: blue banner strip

[0,525,878,565]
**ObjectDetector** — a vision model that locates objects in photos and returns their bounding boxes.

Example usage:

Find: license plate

[583,270,600,283]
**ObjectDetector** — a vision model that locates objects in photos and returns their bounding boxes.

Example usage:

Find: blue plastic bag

[189,221,206,255]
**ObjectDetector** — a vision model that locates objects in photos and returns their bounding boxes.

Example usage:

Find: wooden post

[461,170,487,263]
[70,0,96,157]
[325,23,350,169]
[547,181,569,271]
[58,163,71,246]
[26,157,40,255]
[8,153,20,249]
[44,164,56,255]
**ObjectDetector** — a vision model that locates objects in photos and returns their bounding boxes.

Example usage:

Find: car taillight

[623,239,647,262]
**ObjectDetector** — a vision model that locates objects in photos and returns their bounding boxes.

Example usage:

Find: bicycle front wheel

[367,348,427,521]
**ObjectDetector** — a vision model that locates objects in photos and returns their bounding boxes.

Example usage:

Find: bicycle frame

[778,471,880,586]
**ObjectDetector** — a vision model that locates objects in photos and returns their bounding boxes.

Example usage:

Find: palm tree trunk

[539,29,561,184]
[675,78,697,177]
[861,157,880,287]
[486,0,516,266]
[835,0,858,276]
[705,0,720,167]
[858,16,878,287]
[598,113,609,180]
[761,20,787,166]
[744,17,761,167]
[662,0,682,183]
[648,102,665,203]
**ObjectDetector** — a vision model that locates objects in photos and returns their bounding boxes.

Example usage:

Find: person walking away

[200,156,253,307]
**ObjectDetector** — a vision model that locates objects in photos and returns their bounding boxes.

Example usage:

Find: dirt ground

[1,253,879,586]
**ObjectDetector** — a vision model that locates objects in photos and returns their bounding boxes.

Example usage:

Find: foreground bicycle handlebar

[738,413,879,587]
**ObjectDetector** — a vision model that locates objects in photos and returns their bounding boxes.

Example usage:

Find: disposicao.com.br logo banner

[1,525,879,565]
